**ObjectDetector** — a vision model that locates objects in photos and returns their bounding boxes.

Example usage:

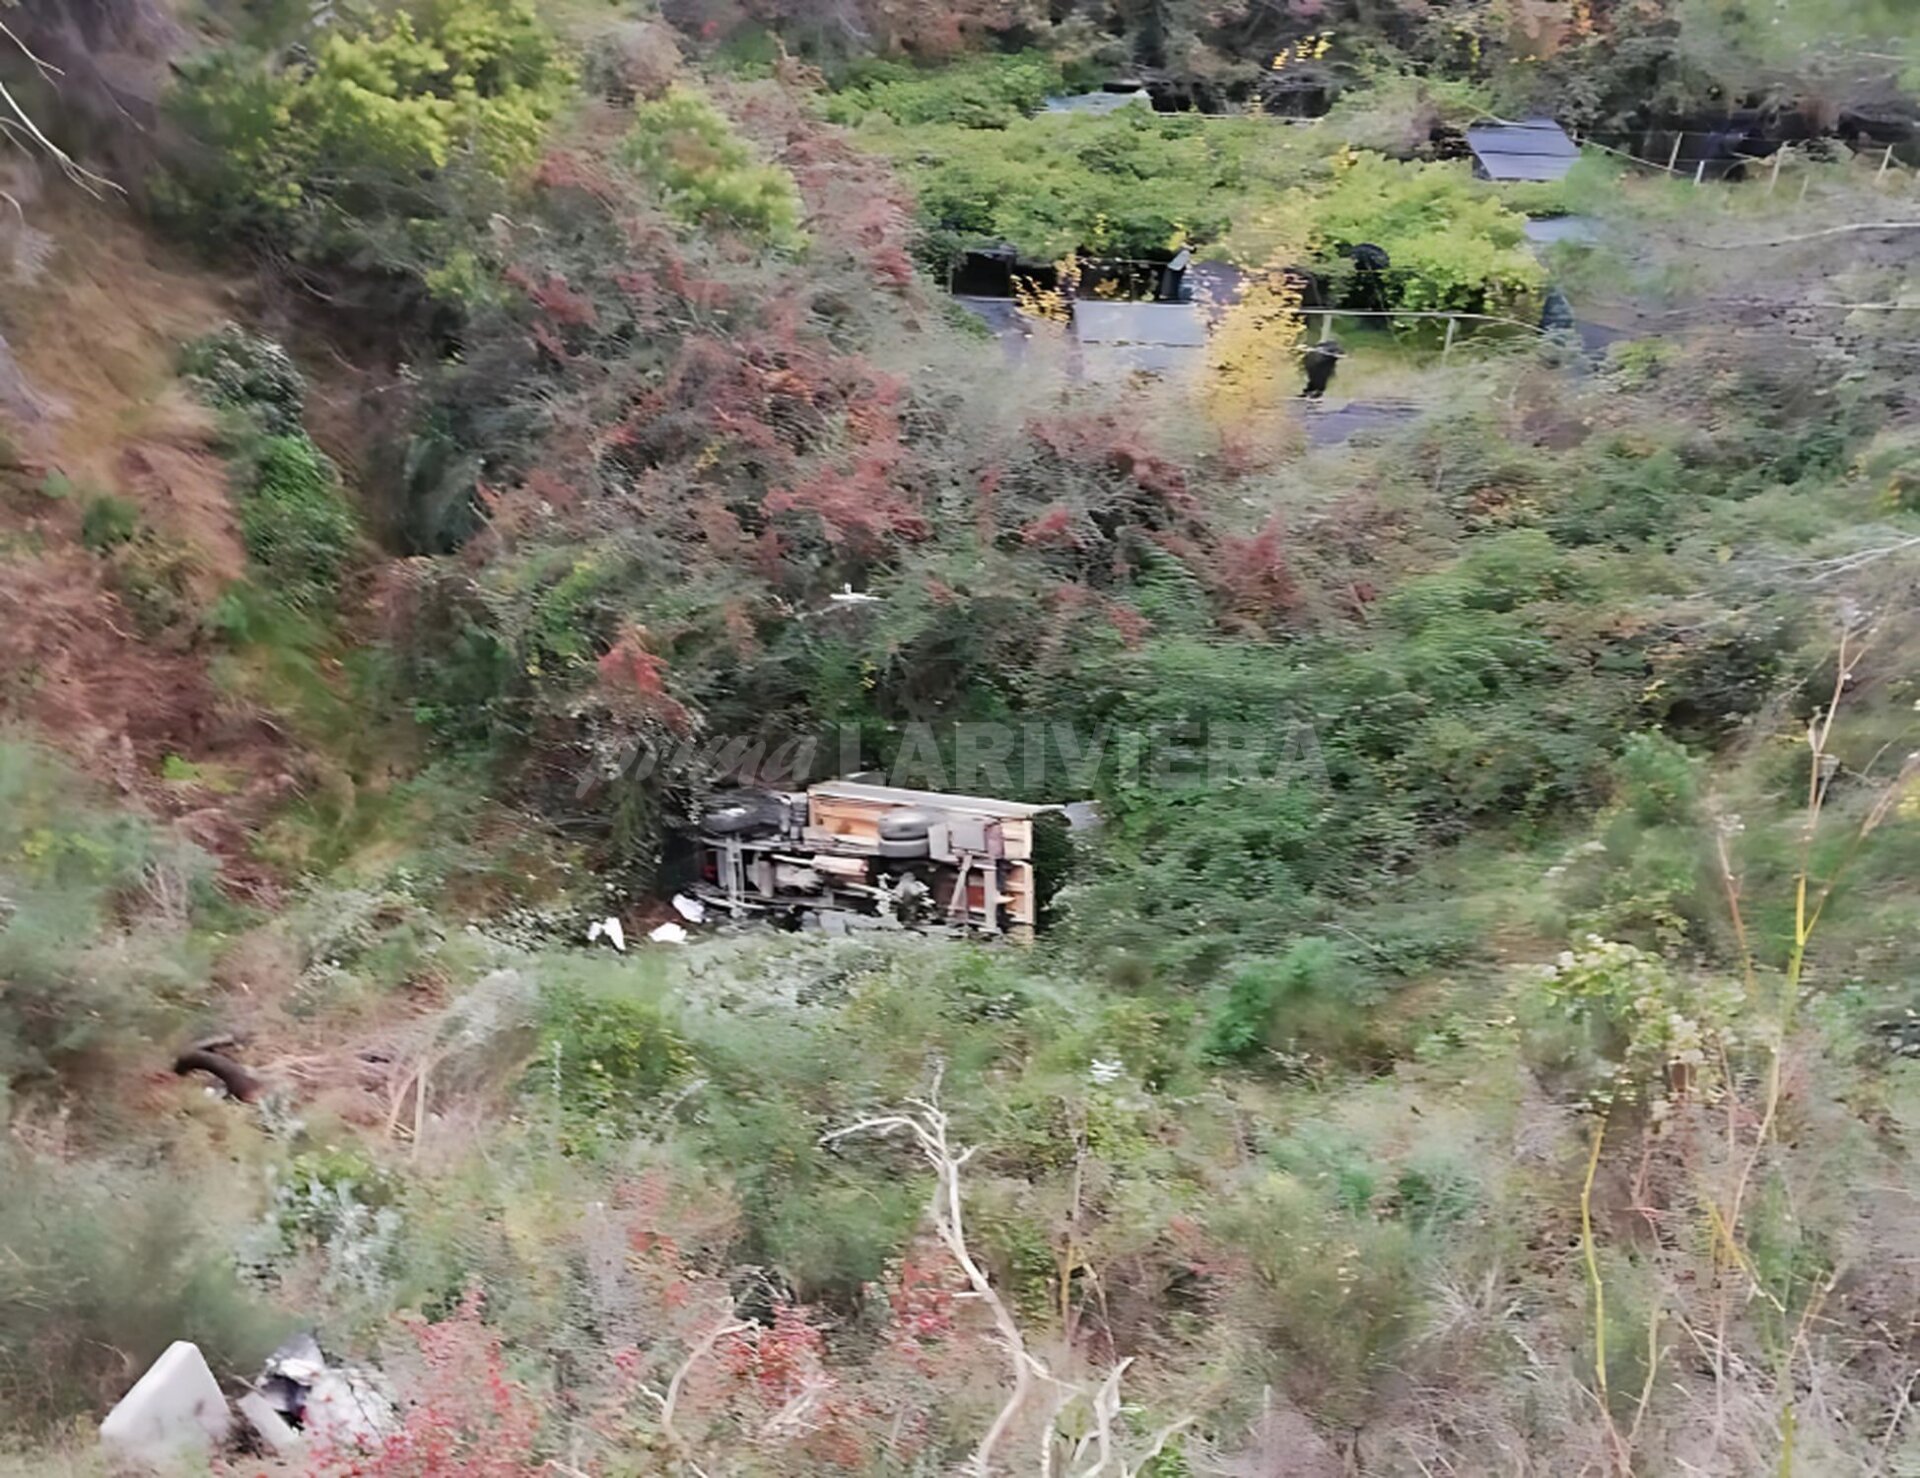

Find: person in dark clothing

[1540,285,1576,335]
[1348,243,1391,313]
[1302,338,1343,398]
[1280,263,1327,311]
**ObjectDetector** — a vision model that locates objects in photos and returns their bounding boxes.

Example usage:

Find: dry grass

[4,189,245,580]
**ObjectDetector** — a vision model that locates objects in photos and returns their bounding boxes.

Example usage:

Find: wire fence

[1578,131,1920,193]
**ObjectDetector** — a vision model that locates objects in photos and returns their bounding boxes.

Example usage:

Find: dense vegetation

[3,0,1920,1474]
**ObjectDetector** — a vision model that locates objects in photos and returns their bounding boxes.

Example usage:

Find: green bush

[238,435,359,606]
[180,324,306,437]
[165,0,567,258]
[1205,937,1383,1067]
[1390,1158,1480,1230]
[0,745,214,1108]
[1309,154,1544,316]
[178,328,358,612]
[237,1145,405,1306]
[826,53,1063,129]
[78,496,139,552]
[1611,731,1700,827]
[1213,1171,1423,1423]
[0,1152,289,1438]
[865,109,1318,265]
[537,982,696,1151]
[625,87,804,245]
[106,532,201,639]
[1554,734,1712,951]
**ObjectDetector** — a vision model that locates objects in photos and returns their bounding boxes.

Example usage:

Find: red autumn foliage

[767,454,929,549]
[1214,515,1300,621]
[309,1289,543,1478]
[753,526,785,582]
[883,1251,962,1373]
[695,496,749,559]
[532,149,621,203]
[1027,414,1195,514]
[732,86,919,293]
[529,319,569,364]
[504,266,600,329]
[1021,505,1080,548]
[721,1302,829,1405]
[656,253,735,313]
[1103,597,1152,648]
[754,362,929,550]
[1105,440,1191,507]
[522,467,579,512]
[598,626,694,734]
[722,599,759,656]
[974,465,1001,545]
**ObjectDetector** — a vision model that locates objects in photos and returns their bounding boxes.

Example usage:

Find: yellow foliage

[1014,250,1080,327]
[1204,263,1307,426]
[1271,32,1334,71]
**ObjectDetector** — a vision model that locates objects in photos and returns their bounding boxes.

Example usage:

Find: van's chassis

[688,782,1048,943]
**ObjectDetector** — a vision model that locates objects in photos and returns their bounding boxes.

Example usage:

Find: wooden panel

[810,797,885,845]
[1004,861,1035,927]
[809,780,1056,821]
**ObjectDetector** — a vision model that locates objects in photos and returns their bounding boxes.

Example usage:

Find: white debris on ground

[253,1330,396,1448]
[671,892,706,923]
[648,921,689,944]
[99,1331,396,1470]
[236,1391,303,1456]
[586,915,627,951]
[100,1341,231,1468]
[301,1366,396,1445]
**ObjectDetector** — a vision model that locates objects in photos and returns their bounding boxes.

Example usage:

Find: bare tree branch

[0,11,119,197]
[643,1305,751,1470]
[826,1072,1195,1478]
[1705,219,1920,249]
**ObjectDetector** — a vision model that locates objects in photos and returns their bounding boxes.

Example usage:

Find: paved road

[1301,397,1423,445]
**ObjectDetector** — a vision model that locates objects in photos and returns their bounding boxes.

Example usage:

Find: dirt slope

[0,190,291,894]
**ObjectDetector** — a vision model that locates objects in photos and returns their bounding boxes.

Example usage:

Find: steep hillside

[0,191,299,884]
[3,3,1920,1476]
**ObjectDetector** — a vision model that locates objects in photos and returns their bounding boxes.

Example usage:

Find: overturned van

[689,780,1065,942]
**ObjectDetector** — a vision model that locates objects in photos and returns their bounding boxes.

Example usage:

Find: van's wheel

[700,793,787,836]
[877,807,936,840]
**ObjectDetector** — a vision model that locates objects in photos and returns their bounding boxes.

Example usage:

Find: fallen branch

[1703,219,1920,249]
[825,1078,1034,1477]
[643,1306,750,1472]
[826,1073,1193,1477]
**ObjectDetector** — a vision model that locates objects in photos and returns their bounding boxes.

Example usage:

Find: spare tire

[700,792,787,836]
[876,807,937,841]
